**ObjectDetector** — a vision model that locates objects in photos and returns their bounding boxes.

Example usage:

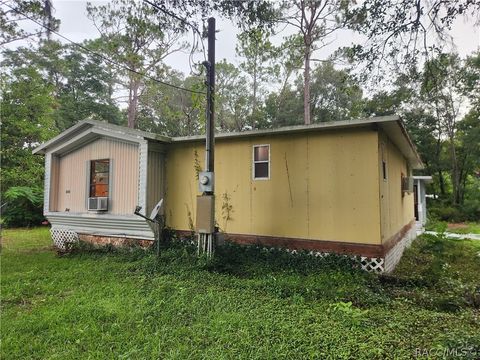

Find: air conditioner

[88,197,108,211]
[402,176,414,194]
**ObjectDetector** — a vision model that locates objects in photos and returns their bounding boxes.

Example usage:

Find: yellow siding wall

[378,132,415,242]
[165,129,382,244]
[55,138,139,215]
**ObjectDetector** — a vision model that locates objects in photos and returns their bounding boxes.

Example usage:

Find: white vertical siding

[55,138,139,215]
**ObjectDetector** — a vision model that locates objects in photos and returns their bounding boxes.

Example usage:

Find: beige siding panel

[146,150,165,215]
[56,138,139,215]
[378,131,415,242]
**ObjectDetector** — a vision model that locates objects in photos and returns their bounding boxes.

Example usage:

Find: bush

[429,205,463,222]
[1,186,44,227]
[460,199,480,222]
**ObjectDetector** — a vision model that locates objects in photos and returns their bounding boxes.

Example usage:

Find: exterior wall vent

[402,176,414,194]
[88,197,108,211]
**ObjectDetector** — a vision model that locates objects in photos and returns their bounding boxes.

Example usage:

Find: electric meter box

[198,171,214,193]
[196,195,215,233]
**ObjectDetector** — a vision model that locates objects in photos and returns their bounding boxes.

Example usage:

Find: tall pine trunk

[127,79,139,129]
[303,46,311,125]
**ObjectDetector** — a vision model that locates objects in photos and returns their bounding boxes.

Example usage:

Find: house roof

[32,119,171,155]
[33,115,423,169]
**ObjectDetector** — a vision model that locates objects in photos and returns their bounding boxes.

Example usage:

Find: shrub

[429,205,463,222]
[1,186,44,227]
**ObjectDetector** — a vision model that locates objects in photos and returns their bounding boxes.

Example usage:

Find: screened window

[89,159,109,197]
[253,145,270,179]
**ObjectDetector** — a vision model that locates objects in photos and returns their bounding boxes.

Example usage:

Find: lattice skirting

[283,249,386,272]
[51,227,79,251]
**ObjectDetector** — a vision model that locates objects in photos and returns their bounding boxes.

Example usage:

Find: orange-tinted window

[90,159,109,197]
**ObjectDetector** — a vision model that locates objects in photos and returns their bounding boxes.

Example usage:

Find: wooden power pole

[196,17,216,256]
[206,17,215,176]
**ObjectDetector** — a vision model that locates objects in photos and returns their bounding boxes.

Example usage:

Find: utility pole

[206,17,215,176]
[196,17,216,256]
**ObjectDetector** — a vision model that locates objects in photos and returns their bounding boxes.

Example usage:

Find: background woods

[1,0,479,226]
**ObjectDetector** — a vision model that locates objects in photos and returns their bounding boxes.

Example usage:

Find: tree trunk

[127,78,139,129]
[303,46,311,125]
[252,61,257,130]
[438,170,446,196]
[449,137,460,205]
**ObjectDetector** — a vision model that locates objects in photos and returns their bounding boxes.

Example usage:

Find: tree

[137,70,206,137]
[264,86,303,127]
[421,53,465,205]
[0,66,57,193]
[308,61,363,122]
[0,0,57,45]
[236,28,277,129]
[2,41,124,131]
[456,110,480,204]
[279,0,352,125]
[141,0,277,30]
[215,60,251,132]
[347,0,480,78]
[86,0,187,128]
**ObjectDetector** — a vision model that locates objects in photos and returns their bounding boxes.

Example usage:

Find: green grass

[447,222,480,235]
[2,228,480,359]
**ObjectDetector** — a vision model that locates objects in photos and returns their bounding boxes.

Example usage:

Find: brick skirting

[175,220,417,272]
[175,220,415,259]
[78,234,153,248]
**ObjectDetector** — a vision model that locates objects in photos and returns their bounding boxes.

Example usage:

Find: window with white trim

[253,144,270,179]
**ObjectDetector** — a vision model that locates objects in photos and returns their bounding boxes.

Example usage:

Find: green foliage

[392,233,480,314]
[308,62,364,122]
[86,0,188,128]
[329,301,368,327]
[2,186,44,227]
[2,229,479,359]
[0,66,57,194]
[220,192,234,231]
[0,0,59,45]
[2,41,124,131]
[215,59,251,131]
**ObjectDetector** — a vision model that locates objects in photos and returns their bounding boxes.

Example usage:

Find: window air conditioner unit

[88,197,108,211]
[402,176,414,194]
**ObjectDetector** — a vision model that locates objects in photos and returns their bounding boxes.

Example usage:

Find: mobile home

[34,115,425,272]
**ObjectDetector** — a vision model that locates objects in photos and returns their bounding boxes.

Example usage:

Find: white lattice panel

[360,256,385,272]
[51,228,79,251]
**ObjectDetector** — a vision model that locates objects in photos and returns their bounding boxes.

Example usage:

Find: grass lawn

[1,228,480,359]
[447,222,480,235]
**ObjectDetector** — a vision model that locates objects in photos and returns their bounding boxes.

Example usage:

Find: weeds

[2,228,480,359]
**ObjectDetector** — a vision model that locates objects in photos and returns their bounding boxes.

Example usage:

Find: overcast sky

[37,0,477,76]
[7,0,479,86]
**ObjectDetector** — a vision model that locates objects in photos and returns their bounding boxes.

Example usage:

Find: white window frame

[252,144,270,180]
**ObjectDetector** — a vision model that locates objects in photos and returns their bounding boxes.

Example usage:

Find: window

[89,159,110,197]
[253,145,270,179]
[381,142,387,181]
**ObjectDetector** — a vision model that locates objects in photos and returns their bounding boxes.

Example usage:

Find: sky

[8,0,480,82]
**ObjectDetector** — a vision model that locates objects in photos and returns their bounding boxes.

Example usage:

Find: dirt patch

[447,223,469,230]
